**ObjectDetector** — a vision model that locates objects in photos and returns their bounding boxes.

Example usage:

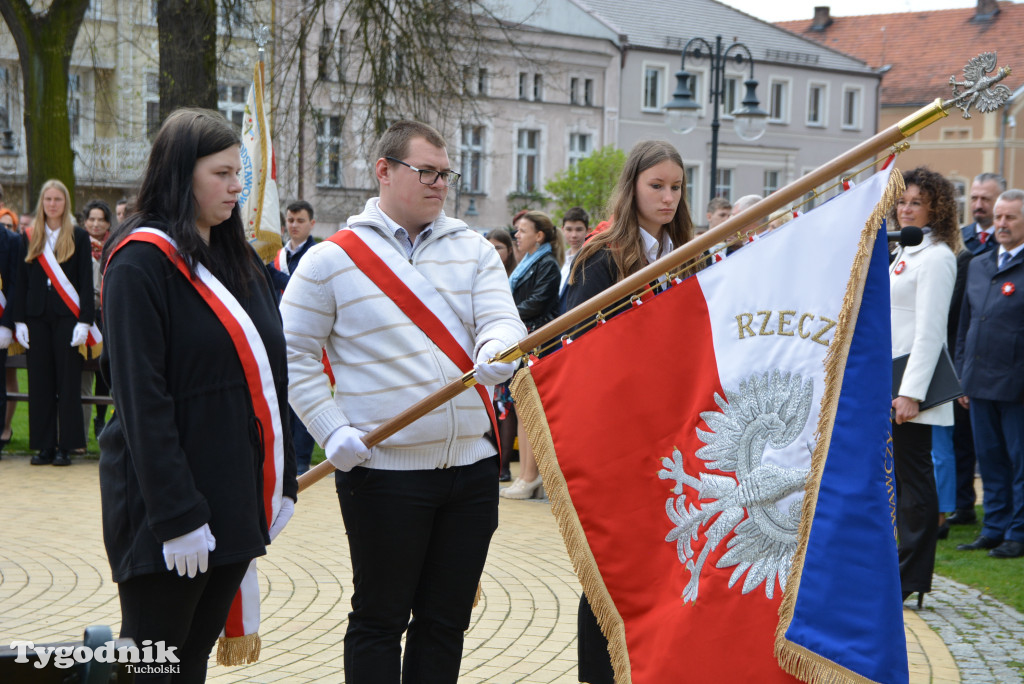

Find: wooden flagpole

[299,65,1010,492]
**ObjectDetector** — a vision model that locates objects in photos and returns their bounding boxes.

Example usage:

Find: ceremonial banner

[512,168,907,683]
[240,59,282,263]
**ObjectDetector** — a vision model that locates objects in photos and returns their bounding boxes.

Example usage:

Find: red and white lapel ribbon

[38,239,102,346]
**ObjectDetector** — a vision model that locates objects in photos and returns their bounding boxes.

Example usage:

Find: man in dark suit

[955,188,1024,558]
[948,173,1005,525]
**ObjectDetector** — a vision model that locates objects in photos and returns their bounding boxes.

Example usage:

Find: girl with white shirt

[563,140,695,684]
[889,167,961,607]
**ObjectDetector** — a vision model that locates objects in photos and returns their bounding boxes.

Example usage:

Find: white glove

[162,523,216,578]
[325,426,369,472]
[0,326,11,350]
[70,322,90,347]
[14,322,28,349]
[268,496,295,541]
[474,339,516,386]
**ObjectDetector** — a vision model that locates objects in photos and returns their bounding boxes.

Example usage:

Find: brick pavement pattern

[1,455,1020,682]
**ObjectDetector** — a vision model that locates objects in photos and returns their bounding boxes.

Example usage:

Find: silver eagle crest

[949,52,1012,119]
[659,371,813,604]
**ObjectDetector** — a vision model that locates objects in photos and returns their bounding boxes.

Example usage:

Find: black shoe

[988,540,1024,558]
[957,535,1002,551]
[52,450,71,466]
[31,448,55,465]
[937,521,950,540]
[499,468,512,482]
[947,508,978,525]
[902,591,925,608]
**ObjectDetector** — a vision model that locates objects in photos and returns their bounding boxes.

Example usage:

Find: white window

[764,170,781,196]
[68,73,81,139]
[952,178,967,224]
[807,83,827,126]
[145,72,160,140]
[722,76,739,117]
[769,79,789,123]
[318,27,346,82]
[86,0,102,19]
[568,132,591,167]
[516,129,540,193]
[570,77,579,105]
[584,78,594,106]
[218,84,246,128]
[715,168,734,202]
[842,86,863,129]
[316,113,342,188]
[685,166,698,221]
[220,0,251,29]
[533,73,543,102]
[0,66,11,133]
[477,68,488,96]
[642,64,666,112]
[518,72,528,100]
[460,125,485,193]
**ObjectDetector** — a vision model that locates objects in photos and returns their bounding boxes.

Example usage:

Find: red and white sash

[34,234,102,346]
[107,227,285,663]
[273,247,287,275]
[327,227,500,450]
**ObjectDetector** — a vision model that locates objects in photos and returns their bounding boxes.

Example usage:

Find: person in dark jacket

[99,108,298,683]
[501,210,563,500]
[12,179,94,466]
[0,213,19,455]
[564,140,695,684]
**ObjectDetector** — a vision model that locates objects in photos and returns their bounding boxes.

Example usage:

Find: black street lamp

[664,35,768,201]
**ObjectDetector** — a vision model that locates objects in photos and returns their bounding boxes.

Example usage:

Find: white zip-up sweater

[281,199,526,470]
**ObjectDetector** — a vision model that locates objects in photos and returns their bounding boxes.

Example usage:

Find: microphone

[887,226,923,246]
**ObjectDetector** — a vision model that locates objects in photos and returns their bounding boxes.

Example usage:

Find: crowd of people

[5,107,1023,684]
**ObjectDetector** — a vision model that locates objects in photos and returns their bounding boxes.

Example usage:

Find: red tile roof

[777,3,1024,106]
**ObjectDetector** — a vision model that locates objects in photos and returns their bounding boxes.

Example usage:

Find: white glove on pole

[0,326,11,350]
[268,496,295,541]
[14,322,29,349]
[473,339,516,386]
[162,523,216,578]
[325,426,369,472]
[70,322,90,347]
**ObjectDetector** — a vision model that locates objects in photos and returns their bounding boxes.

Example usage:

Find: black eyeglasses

[385,157,461,187]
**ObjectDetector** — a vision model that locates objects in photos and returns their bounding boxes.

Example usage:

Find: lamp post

[664,36,768,202]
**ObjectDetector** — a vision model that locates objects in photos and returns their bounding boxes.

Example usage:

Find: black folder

[892,346,963,411]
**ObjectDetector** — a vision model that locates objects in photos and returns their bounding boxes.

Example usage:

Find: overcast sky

[720,0,982,22]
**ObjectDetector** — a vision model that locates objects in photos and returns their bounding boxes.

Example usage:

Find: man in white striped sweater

[281,120,526,683]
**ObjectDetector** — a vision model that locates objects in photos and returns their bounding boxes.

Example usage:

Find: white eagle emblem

[659,371,814,603]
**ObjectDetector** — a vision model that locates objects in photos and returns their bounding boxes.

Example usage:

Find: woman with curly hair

[889,166,961,607]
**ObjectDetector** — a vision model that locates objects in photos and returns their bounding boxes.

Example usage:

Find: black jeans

[117,560,250,683]
[336,456,499,684]
[893,421,937,594]
[26,291,84,451]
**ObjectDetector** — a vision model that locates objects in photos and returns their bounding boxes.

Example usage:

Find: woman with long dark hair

[99,108,297,682]
[82,199,113,438]
[889,166,959,607]
[564,139,694,684]
[12,179,94,466]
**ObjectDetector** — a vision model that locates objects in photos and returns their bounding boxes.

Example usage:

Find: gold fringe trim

[774,167,906,684]
[216,632,261,666]
[511,369,632,684]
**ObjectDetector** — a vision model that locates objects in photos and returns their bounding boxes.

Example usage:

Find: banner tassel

[216,633,261,666]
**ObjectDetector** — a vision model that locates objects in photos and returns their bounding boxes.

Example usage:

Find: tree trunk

[0,0,89,205]
[157,0,218,122]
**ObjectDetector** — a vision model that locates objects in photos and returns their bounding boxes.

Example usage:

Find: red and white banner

[38,240,102,347]
[513,168,907,683]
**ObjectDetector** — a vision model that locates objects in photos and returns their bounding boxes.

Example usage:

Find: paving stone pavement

[1,454,1021,682]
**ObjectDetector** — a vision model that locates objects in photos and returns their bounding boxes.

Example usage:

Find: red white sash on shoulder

[327,227,500,449]
[0,289,6,318]
[37,238,102,346]
[107,227,284,663]
[273,247,287,275]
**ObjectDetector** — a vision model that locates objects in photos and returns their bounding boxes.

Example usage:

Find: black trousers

[893,421,938,594]
[117,561,250,683]
[26,288,85,450]
[335,456,499,684]
[953,400,977,511]
[578,594,614,684]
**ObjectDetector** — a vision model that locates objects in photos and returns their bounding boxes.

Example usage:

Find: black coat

[99,240,297,583]
[0,228,20,330]
[955,247,1024,402]
[511,251,561,331]
[11,227,94,323]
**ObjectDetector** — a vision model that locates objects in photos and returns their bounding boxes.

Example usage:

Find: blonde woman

[12,179,94,466]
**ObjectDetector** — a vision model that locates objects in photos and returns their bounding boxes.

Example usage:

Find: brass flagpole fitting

[493,344,524,364]
[460,369,478,388]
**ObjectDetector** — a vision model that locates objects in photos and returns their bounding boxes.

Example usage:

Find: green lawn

[934,506,1024,613]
